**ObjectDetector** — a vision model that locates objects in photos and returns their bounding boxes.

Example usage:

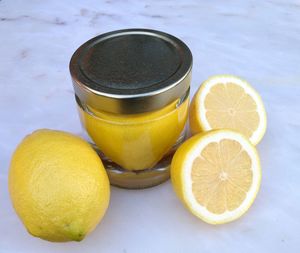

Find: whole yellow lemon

[8,129,110,242]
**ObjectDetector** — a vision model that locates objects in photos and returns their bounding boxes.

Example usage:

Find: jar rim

[76,87,190,126]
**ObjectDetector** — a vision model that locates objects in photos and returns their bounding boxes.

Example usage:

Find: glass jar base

[88,128,187,189]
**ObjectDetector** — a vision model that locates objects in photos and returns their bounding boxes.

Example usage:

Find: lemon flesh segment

[190,75,267,145]
[171,130,261,224]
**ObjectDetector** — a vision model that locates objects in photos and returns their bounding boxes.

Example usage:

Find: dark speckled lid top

[70,29,192,114]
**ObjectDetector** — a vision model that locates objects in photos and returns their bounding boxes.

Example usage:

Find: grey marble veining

[0,0,300,252]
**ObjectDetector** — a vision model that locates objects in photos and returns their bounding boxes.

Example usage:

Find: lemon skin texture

[9,129,110,242]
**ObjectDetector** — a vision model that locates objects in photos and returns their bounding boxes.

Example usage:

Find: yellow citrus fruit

[171,129,261,224]
[9,129,110,242]
[190,75,267,145]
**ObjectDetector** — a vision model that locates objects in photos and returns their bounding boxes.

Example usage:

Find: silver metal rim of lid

[70,28,193,114]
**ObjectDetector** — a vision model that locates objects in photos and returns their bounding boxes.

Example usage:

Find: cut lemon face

[190,75,267,145]
[171,130,261,224]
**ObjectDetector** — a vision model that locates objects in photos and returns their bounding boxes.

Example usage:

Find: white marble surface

[1,0,300,252]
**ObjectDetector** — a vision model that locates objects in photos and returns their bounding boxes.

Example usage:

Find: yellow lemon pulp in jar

[78,96,189,171]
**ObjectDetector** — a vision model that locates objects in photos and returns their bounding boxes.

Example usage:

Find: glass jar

[70,29,192,189]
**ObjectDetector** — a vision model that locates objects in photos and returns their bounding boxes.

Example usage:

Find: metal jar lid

[69,28,192,114]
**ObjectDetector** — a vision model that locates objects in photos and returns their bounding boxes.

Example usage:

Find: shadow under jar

[70,29,192,189]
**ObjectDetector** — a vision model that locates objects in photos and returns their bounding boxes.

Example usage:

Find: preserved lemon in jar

[70,29,192,189]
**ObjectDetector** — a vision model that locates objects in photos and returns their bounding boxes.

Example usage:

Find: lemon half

[190,75,267,145]
[171,129,261,224]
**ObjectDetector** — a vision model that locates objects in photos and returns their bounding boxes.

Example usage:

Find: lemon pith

[9,129,110,242]
[171,129,261,224]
